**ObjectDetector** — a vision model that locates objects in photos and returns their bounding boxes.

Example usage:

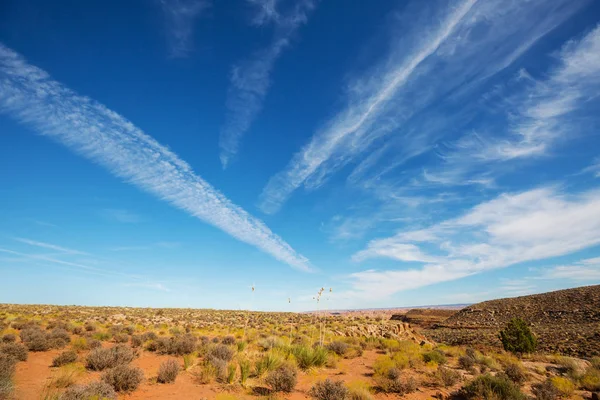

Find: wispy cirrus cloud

[101,208,144,224]
[540,257,600,281]
[159,0,210,58]
[0,44,310,271]
[258,0,589,214]
[218,0,315,168]
[14,237,89,255]
[348,186,600,298]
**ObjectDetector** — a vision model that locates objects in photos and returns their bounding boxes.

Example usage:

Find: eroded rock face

[423,285,600,357]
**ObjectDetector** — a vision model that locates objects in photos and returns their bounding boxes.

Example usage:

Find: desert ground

[1,285,599,400]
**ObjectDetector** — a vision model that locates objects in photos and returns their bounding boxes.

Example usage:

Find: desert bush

[222,335,236,345]
[499,318,537,354]
[265,364,298,392]
[207,356,228,382]
[113,333,129,344]
[93,332,111,341]
[375,367,417,394]
[141,331,157,342]
[20,327,50,351]
[48,328,71,344]
[591,356,600,369]
[326,341,349,356]
[1,334,15,344]
[309,379,348,400]
[84,322,95,332]
[86,345,136,371]
[459,354,476,372]
[422,350,447,365]
[532,379,559,400]
[168,334,197,355]
[0,353,17,400]
[503,362,527,385]
[88,338,102,349]
[580,367,600,391]
[210,344,234,361]
[101,364,144,392]
[157,359,180,384]
[437,366,461,387]
[48,337,69,349]
[122,326,135,335]
[52,350,78,367]
[0,343,28,362]
[550,376,575,397]
[71,326,83,336]
[60,381,117,400]
[460,373,526,400]
[131,335,143,348]
[292,345,328,370]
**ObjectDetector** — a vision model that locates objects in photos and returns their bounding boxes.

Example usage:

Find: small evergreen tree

[499,318,537,354]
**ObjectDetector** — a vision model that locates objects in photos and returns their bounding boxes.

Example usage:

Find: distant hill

[423,285,600,357]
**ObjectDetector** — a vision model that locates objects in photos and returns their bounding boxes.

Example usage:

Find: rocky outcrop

[423,285,600,357]
[335,321,433,344]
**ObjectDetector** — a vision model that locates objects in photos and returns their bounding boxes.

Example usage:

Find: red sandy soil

[13,347,457,399]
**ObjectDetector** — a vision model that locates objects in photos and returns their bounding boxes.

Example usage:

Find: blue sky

[1,0,599,311]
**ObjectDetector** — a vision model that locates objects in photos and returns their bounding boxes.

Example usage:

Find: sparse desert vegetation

[0,285,599,399]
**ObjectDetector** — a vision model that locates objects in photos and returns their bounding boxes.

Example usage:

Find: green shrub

[254,351,283,376]
[157,359,179,384]
[52,350,78,367]
[101,364,144,392]
[499,318,537,354]
[0,343,28,362]
[265,364,298,392]
[226,363,236,384]
[60,381,117,400]
[460,373,526,400]
[309,379,348,400]
[422,350,447,365]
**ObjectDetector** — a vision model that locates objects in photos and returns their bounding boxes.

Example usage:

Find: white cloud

[159,0,210,58]
[123,282,171,292]
[349,187,600,298]
[0,44,310,271]
[584,158,600,178]
[219,0,315,168]
[258,0,587,213]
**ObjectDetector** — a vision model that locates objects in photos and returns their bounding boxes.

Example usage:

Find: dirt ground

[13,347,458,400]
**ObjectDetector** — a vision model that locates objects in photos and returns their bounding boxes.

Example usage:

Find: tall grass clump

[238,358,250,385]
[291,345,327,370]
